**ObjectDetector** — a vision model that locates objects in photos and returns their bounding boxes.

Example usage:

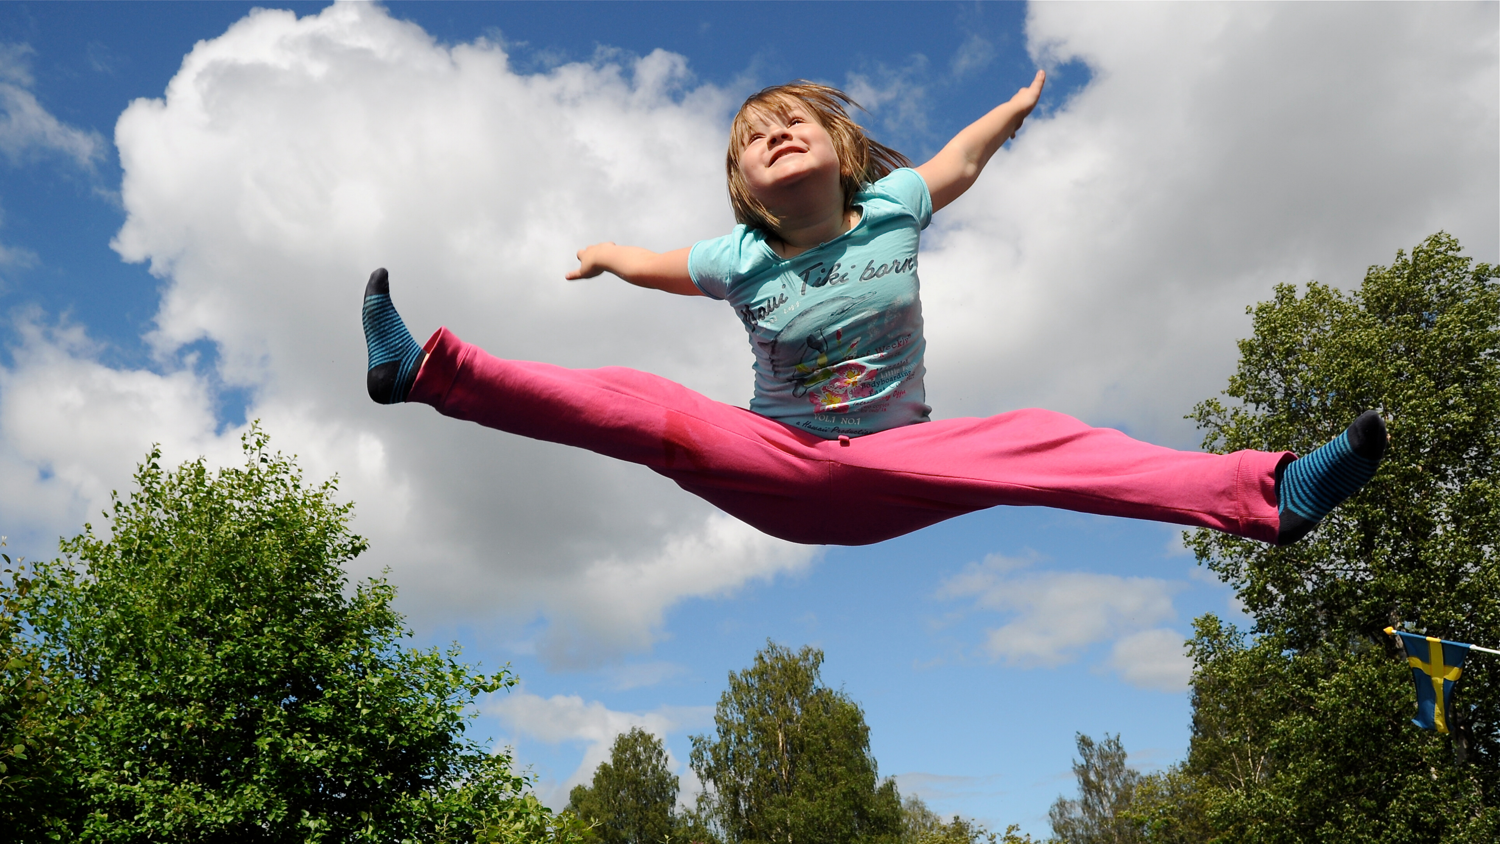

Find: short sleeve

[868,168,933,230]
[688,231,745,300]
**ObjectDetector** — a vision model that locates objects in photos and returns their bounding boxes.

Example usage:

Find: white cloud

[0,1,1493,670]
[949,34,996,80]
[892,771,1011,829]
[938,553,1183,673]
[844,56,933,142]
[0,44,97,289]
[10,1,813,667]
[920,1,1498,445]
[937,553,1198,691]
[0,242,36,268]
[0,240,38,293]
[1227,593,1250,621]
[1186,562,1221,585]
[600,661,690,691]
[0,44,103,167]
[489,688,713,807]
[1105,628,1192,693]
[1164,530,1193,559]
[0,315,241,551]
[893,770,1009,803]
[534,513,816,666]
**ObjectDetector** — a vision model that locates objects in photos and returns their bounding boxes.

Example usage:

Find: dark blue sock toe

[1276,411,1385,545]
[362,268,423,404]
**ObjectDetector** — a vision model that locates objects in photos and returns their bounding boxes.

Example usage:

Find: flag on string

[1386,627,1470,733]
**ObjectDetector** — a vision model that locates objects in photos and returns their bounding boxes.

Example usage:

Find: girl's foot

[1276,410,1387,545]
[362,268,424,404]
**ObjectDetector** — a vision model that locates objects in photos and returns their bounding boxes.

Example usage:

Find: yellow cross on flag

[1386,627,1470,733]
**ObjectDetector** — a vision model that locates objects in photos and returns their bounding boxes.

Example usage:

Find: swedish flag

[1388,628,1470,733]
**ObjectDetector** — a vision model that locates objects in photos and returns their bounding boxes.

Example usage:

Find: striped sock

[362,268,424,404]
[1276,410,1386,545]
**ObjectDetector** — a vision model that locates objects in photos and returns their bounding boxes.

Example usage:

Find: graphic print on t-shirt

[760,294,887,413]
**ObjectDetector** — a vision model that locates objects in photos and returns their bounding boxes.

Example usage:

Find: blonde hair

[727,81,912,233]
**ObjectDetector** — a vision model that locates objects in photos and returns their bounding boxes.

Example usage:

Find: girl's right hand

[566,242,616,280]
[563,243,699,295]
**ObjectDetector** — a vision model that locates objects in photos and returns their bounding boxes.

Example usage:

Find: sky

[0,0,1495,836]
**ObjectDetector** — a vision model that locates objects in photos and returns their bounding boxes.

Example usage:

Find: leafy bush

[4,427,583,843]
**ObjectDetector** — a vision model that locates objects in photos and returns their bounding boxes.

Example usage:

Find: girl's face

[736,102,843,209]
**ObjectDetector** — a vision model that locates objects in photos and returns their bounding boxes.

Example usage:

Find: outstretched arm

[566,243,702,297]
[916,70,1045,213]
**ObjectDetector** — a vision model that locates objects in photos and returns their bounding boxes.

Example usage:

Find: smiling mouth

[769,146,806,164]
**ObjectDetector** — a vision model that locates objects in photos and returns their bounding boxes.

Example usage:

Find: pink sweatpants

[409,327,1291,546]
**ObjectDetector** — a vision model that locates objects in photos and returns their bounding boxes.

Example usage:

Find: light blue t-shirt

[689,168,932,438]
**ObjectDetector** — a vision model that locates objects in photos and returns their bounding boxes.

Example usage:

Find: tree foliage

[5,428,582,843]
[1124,762,1210,844]
[690,641,903,844]
[1167,233,1500,840]
[1040,234,1500,842]
[1,546,71,842]
[1189,232,1500,655]
[1175,616,1493,843]
[568,727,692,844]
[1048,733,1143,844]
[901,795,1037,844]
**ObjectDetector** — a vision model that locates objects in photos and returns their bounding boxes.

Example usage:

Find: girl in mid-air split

[362,70,1386,547]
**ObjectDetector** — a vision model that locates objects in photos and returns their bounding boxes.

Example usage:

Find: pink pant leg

[409,327,845,544]
[832,411,1290,544]
[408,327,1290,546]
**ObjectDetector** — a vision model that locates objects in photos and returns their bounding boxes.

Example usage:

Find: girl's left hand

[1009,69,1046,137]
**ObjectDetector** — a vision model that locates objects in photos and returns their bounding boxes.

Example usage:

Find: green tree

[568,727,683,844]
[1048,733,1143,844]
[900,794,948,843]
[0,545,71,843]
[900,794,1037,844]
[1172,615,1493,843]
[12,428,582,843]
[689,641,903,844]
[1172,232,1500,841]
[1121,763,1209,844]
